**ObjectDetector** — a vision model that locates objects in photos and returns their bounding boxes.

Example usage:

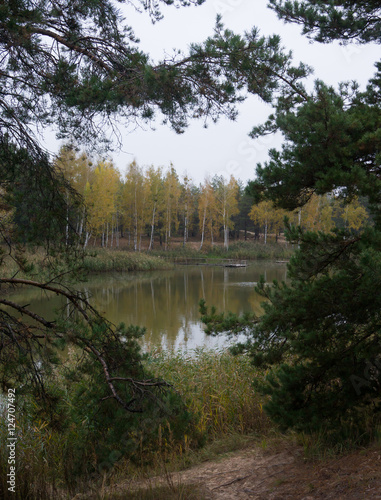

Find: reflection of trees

[4,288,66,322]
[8,264,288,349]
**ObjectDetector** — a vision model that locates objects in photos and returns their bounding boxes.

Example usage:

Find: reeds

[152,241,294,261]
[0,412,67,499]
[82,250,171,272]
[146,347,271,440]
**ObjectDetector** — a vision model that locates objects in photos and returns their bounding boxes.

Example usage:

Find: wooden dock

[172,258,247,267]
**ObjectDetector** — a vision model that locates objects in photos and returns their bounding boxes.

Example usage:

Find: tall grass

[146,348,270,440]
[103,348,271,498]
[152,241,294,261]
[0,349,270,498]
[0,247,171,278]
[0,413,68,499]
[82,249,171,273]
[205,241,294,261]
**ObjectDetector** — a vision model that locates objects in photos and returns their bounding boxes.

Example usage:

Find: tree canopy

[269,0,381,43]
[0,0,310,153]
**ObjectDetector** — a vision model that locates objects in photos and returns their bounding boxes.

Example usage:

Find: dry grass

[146,348,271,441]
[82,249,171,272]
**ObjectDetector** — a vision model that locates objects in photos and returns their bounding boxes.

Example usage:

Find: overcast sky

[48,0,380,185]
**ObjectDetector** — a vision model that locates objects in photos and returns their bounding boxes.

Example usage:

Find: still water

[9,263,287,351]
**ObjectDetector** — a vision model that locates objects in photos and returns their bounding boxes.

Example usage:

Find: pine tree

[269,0,381,44]
[203,2,381,439]
[243,73,381,436]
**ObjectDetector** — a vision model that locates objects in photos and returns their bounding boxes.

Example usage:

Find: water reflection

[7,263,287,351]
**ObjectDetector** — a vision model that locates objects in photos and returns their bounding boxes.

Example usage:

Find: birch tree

[55,145,94,244]
[214,176,239,250]
[198,178,218,249]
[163,165,181,250]
[249,201,272,245]
[334,196,369,231]
[86,159,120,247]
[145,165,164,251]
[181,175,195,247]
[122,161,147,251]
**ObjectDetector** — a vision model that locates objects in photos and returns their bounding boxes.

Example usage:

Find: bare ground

[103,442,381,499]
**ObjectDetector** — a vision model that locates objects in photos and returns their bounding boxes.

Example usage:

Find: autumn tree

[55,145,95,245]
[334,195,369,231]
[214,176,239,250]
[198,178,218,249]
[249,200,286,244]
[180,175,196,246]
[298,193,334,233]
[122,160,150,251]
[145,165,164,251]
[163,165,181,249]
[86,159,121,247]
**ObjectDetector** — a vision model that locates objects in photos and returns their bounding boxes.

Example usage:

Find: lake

[8,262,287,351]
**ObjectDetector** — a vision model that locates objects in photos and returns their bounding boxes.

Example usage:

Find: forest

[56,145,370,250]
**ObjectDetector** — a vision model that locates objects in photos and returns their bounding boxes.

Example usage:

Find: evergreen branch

[29,27,115,74]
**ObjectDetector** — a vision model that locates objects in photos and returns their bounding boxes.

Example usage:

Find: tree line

[55,145,370,251]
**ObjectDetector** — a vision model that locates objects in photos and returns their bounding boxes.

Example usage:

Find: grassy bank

[1,241,292,280]
[87,349,272,497]
[2,348,379,499]
[82,241,293,273]
[82,249,172,273]
[152,240,295,262]
[0,248,172,280]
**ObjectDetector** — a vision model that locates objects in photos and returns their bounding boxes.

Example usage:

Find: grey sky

[49,0,380,185]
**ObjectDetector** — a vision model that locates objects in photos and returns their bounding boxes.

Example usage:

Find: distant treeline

[54,145,370,250]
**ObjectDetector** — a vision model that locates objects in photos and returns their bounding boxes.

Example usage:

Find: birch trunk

[149,205,156,251]
[199,208,206,250]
